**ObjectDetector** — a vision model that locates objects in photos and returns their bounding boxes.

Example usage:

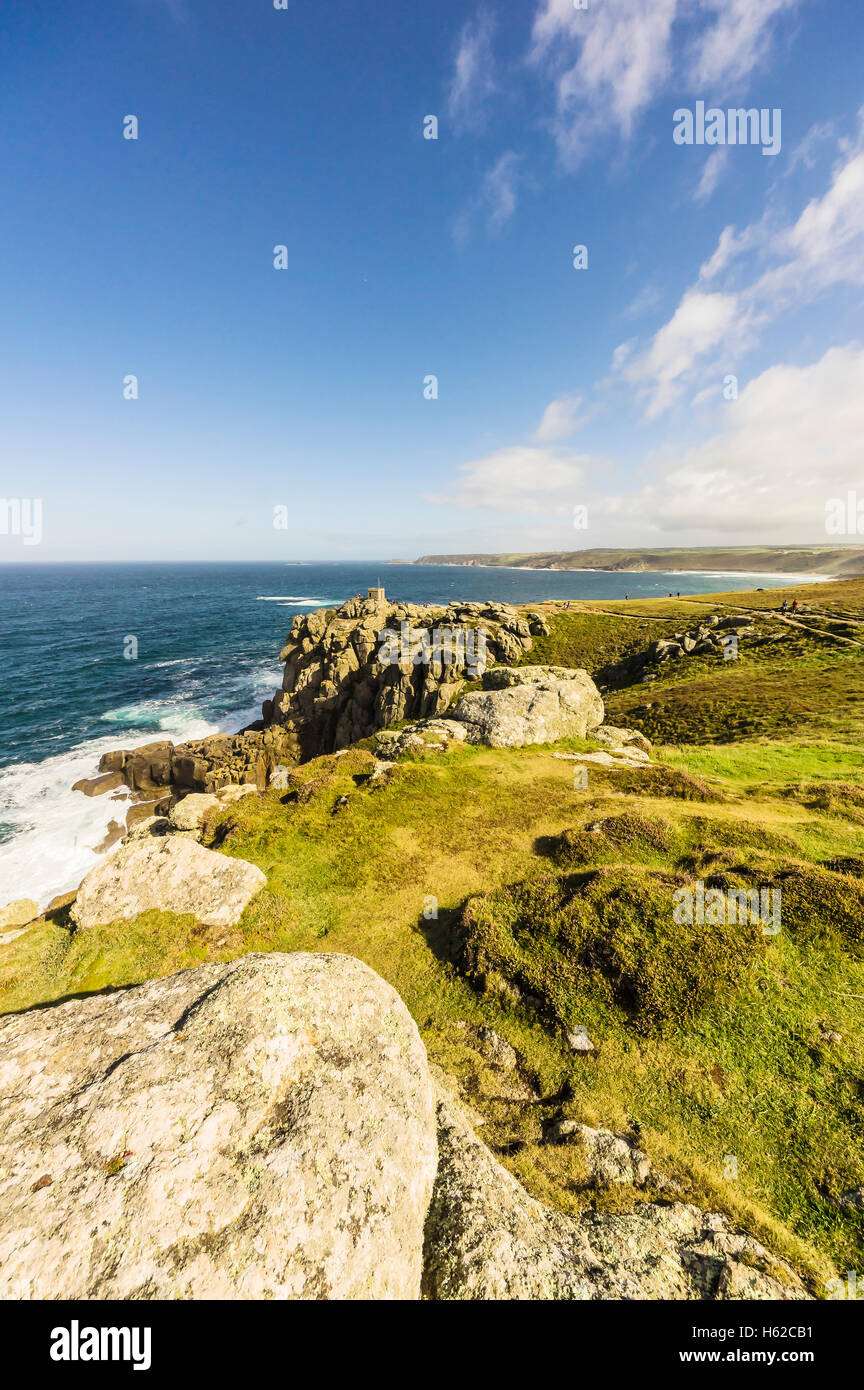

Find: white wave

[99,701,216,733]
[0,674,281,912]
[0,730,159,914]
[255,596,336,605]
[664,570,835,582]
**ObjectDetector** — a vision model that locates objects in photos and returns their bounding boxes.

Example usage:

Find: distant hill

[414,547,864,575]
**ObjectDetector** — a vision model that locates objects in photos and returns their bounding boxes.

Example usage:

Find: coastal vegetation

[414,547,864,574]
[3,576,864,1293]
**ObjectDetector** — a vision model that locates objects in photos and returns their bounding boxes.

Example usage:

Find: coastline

[0,565,845,912]
[413,561,834,582]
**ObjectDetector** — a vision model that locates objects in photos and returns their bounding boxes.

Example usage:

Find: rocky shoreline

[1,585,860,1299]
[71,593,552,816]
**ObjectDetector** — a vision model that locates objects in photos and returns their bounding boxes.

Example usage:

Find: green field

[4,576,864,1294]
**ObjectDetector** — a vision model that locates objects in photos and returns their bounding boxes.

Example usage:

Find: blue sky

[1,0,863,561]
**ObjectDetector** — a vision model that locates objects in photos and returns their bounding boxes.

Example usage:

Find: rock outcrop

[544,1121,651,1186]
[70,837,266,930]
[0,952,809,1301]
[452,667,604,748]
[597,616,757,691]
[423,1097,807,1301]
[374,719,469,758]
[0,953,437,1300]
[268,595,538,757]
[97,731,296,802]
[96,596,540,799]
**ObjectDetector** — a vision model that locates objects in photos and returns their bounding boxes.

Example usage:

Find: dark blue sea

[0,561,808,906]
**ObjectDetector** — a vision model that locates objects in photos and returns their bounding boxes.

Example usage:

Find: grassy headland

[415,546,864,575]
[3,576,864,1292]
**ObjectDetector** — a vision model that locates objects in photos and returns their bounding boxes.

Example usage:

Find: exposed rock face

[593,724,653,756]
[0,954,437,1300]
[70,838,266,930]
[374,719,469,758]
[452,668,604,748]
[482,664,584,690]
[96,597,538,798]
[597,616,758,692]
[97,731,296,801]
[544,1121,651,1186]
[269,595,537,759]
[423,1097,808,1301]
[168,792,221,833]
[71,770,127,797]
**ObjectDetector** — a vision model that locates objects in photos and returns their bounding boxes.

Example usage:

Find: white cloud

[619,289,746,417]
[427,346,864,543]
[530,0,678,167]
[448,10,497,130]
[786,120,837,174]
[752,149,864,306]
[528,0,798,168]
[620,133,864,416]
[622,284,663,318]
[482,152,520,229]
[698,223,753,282]
[690,0,798,91]
[534,396,585,442]
[600,344,864,535]
[425,444,592,513]
[453,152,521,243]
[693,148,728,203]
[612,339,636,370]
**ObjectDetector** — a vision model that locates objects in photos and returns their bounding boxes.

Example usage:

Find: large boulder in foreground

[70,837,266,929]
[0,948,811,1302]
[0,953,437,1299]
[423,1097,808,1301]
[451,668,604,748]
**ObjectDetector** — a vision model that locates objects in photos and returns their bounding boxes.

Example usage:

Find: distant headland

[413,546,864,575]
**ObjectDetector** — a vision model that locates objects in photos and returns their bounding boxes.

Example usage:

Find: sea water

[0,561,807,907]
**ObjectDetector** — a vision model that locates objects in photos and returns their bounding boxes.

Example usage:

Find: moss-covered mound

[460,863,765,1035]
[553,813,678,867]
[780,781,864,822]
[610,764,723,801]
[774,865,864,959]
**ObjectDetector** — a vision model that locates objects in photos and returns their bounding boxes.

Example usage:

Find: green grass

[662,739,864,786]
[518,609,679,675]
[7,577,864,1291]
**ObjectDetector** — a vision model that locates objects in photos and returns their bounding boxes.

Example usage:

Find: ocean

[0,561,807,909]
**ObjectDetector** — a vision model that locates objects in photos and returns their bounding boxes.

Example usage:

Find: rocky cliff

[266,593,545,757]
[95,595,549,801]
